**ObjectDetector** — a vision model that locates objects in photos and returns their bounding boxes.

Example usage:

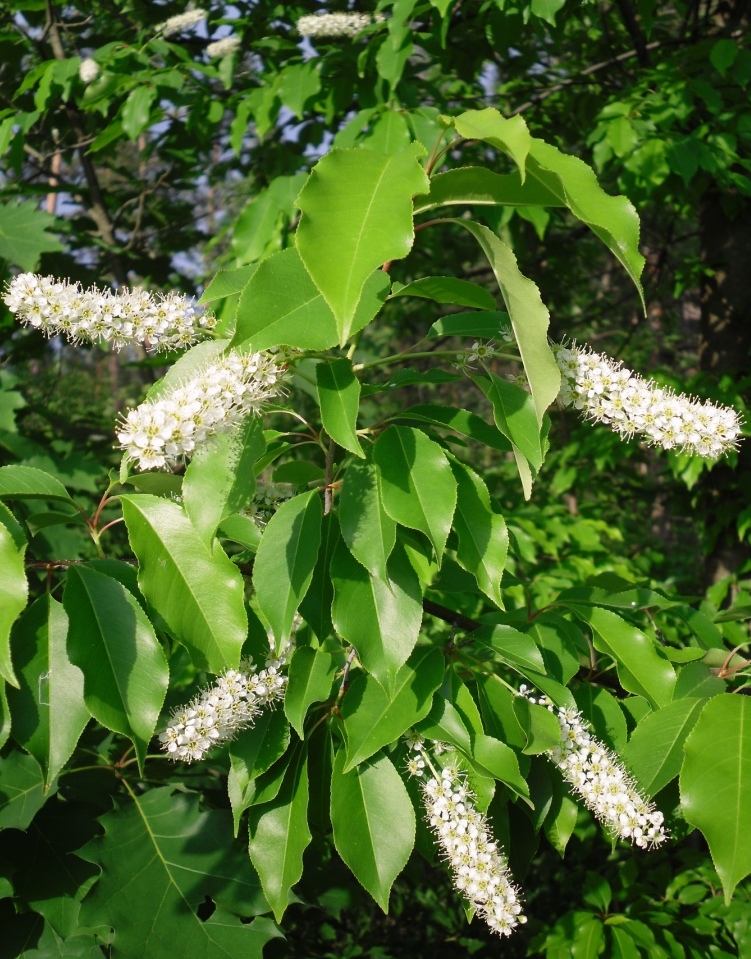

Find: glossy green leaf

[513,698,562,754]
[392,404,511,452]
[7,595,88,785]
[233,248,390,351]
[199,264,258,304]
[63,566,168,770]
[0,750,51,830]
[0,511,27,687]
[390,275,495,310]
[451,218,560,425]
[544,777,579,855]
[416,695,473,755]
[339,455,396,582]
[455,108,531,181]
[229,709,291,809]
[623,697,707,798]
[298,511,339,641]
[284,645,339,738]
[681,695,751,902]
[373,426,457,562]
[296,144,429,343]
[253,490,322,650]
[0,202,64,271]
[183,415,265,547]
[316,358,364,457]
[331,540,423,692]
[473,624,546,674]
[0,464,74,504]
[79,787,276,958]
[574,606,676,707]
[218,512,262,552]
[414,167,563,215]
[472,372,543,482]
[472,734,530,799]
[121,495,247,672]
[475,673,527,748]
[331,749,415,911]
[426,310,511,340]
[121,85,156,140]
[450,461,508,608]
[342,647,445,770]
[574,685,628,752]
[247,745,311,922]
[571,915,605,959]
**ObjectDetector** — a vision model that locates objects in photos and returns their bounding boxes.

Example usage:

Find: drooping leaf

[373,426,457,563]
[0,510,27,687]
[574,685,628,752]
[426,310,511,340]
[284,645,339,738]
[472,734,530,800]
[390,275,496,310]
[121,495,247,672]
[253,490,322,650]
[623,697,707,797]
[681,695,751,902]
[391,404,511,452]
[296,144,429,343]
[414,167,563,214]
[247,745,311,922]
[473,624,546,674]
[0,202,63,271]
[342,647,445,770]
[183,415,265,547]
[229,709,292,809]
[331,540,423,692]
[298,511,339,642]
[331,749,415,911]
[513,698,562,754]
[0,750,52,830]
[339,455,396,582]
[78,787,276,958]
[454,109,531,180]
[120,86,157,140]
[63,566,168,770]
[316,358,364,457]
[0,464,75,504]
[8,595,88,784]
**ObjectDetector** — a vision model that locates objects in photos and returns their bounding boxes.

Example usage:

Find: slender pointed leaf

[0,511,27,687]
[284,645,339,738]
[339,455,396,582]
[316,358,364,457]
[414,166,563,214]
[390,275,495,310]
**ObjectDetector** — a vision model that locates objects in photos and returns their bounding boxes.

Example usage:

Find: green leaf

[0,464,75,504]
[427,310,511,340]
[574,685,628,752]
[316,358,365,457]
[79,787,276,958]
[454,109,531,181]
[63,566,168,770]
[681,695,751,902]
[0,511,27,687]
[623,697,707,798]
[247,745,311,922]
[472,733,530,800]
[513,698,562,754]
[573,606,676,707]
[278,60,321,118]
[450,461,508,608]
[414,167,563,215]
[233,248,390,351]
[0,750,52,830]
[199,265,259,304]
[218,512,262,552]
[284,645,339,738]
[331,540,423,692]
[373,426,457,562]
[7,595,88,785]
[253,490,322,650]
[331,749,415,911]
[296,144,429,343]
[390,275,496,310]
[298,511,339,641]
[229,709,291,809]
[120,85,156,140]
[454,220,560,425]
[473,624,546,674]
[121,495,247,672]
[342,647,445,770]
[122,472,183,497]
[0,202,63,271]
[544,777,579,855]
[339,455,396,582]
[416,695,473,755]
[392,404,511,452]
[183,415,265,547]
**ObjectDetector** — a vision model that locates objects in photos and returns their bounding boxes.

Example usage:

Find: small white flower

[155,8,206,37]
[245,480,296,527]
[206,36,241,58]
[118,349,285,470]
[79,58,100,83]
[554,341,742,459]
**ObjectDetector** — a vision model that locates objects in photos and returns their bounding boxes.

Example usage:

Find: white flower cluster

[296,12,383,38]
[246,480,296,527]
[407,738,525,937]
[79,58,99,83]
[160,656,287,762]
[520,687,667,849]
[155,9,206,37]
[555,342,742,459]
[206,36,241,58]
[3,273,215,352]
[117,350,284,470]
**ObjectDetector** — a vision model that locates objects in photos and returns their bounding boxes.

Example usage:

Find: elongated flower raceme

[155,9,206,36]
[519,687,667,848]
[554,342,741,459]
[406,737,525,937]
[206,36,241,58]
[160,657,287,762]
[3,273,215,351]
[297,12,384,38]
[117,349,284,470]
